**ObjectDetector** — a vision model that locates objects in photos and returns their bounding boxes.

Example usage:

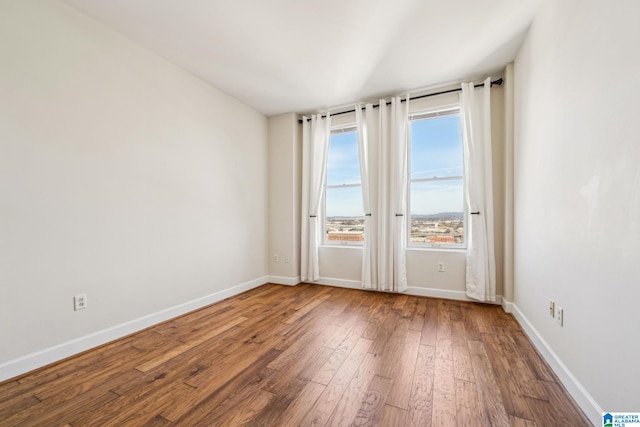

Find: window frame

[323,124,364,247]
[407,106,467,250]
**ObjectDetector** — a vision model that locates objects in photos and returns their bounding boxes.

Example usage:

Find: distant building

[327,232,364,242]
[427,235,456,243]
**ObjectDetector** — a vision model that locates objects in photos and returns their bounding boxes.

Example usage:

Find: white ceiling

[61,0,540,116]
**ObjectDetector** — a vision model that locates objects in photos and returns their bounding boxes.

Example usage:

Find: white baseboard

[501,297,514,313]
[267,275,301,286]
[407,286,502,305]
[315,277,362,289]
[0,275,269,383]
[511,304,601,426]
[312,277,501,305]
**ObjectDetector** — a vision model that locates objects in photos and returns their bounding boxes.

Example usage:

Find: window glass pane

[410,115,463,180]
[325,186,364,243]
[326,131,361,186]
[410,179,464,245]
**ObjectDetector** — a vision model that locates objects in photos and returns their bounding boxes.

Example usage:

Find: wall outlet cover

[74,294,87,311]
[556,306,564,326]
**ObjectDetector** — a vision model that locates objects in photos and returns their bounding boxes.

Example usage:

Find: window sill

[321,244,363,250]
[406,246,466,253]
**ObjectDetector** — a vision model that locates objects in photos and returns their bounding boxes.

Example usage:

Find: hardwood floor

[0,283,590,426]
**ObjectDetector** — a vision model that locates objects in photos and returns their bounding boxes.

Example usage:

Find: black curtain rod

[298,78,503,124]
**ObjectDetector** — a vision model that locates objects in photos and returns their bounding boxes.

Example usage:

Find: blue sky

[325,131,363,217]
[325,115,463,217]
[410,115,463,179]
[410,115,464,216]
[326,132,361,186]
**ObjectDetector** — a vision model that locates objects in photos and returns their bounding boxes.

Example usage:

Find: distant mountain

[326,216,364,220]
[412,212,463,220]
[327,212,463,220]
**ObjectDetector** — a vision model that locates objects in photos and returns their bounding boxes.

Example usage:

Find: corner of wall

[267,113,301,282]
[0,275,268,382]
[511,303,602,425]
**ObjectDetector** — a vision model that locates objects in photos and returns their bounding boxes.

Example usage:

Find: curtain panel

[356,97,409,292]
[461,78,496,302]
[356,105,377,289]
[301,113,331,282]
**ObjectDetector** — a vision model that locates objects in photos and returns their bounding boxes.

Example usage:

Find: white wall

[0,0,268,373]
[513,0,640,421]
[315,87,506,301]
[502,63,515,305]
[268,113,301,284]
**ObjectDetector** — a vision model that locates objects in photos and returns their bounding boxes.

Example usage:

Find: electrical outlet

[273,254,279,262]
[284,255,290,263]
[556,306,564,326]
[549,301,555,317]
[74,294,87,311]
[437,261,445,272]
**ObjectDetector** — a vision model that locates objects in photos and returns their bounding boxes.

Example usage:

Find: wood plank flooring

[0,283,590,426]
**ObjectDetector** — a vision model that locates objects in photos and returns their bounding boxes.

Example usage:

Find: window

[408,108,465,248]
[324,126,364,245]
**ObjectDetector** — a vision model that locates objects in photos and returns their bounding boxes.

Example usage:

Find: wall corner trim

[501,297,514,313]
[511,304,601,426]
[0,275,269,383]
[267,275,301,286]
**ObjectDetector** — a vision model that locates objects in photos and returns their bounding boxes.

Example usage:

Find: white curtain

[301,113,331,282]
[461,78,496,302]
[357,97,408,292]
[389,97,409,292]
[356,104,377,289]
